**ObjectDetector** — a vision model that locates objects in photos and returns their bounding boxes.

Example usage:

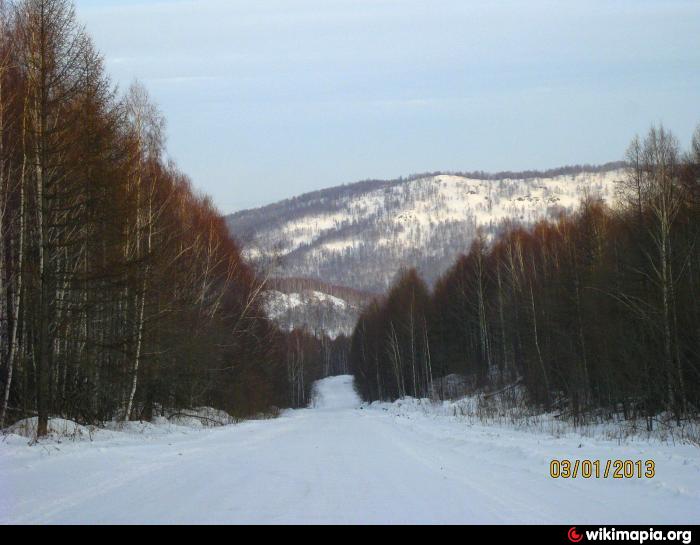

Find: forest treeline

[0,0,344,436]
[351,125,700,427]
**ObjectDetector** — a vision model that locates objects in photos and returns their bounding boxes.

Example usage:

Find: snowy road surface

[1,375,699,524]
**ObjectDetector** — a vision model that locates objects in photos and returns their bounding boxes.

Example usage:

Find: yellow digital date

[549,459,655,479]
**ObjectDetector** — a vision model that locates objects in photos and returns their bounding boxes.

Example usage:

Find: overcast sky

[74,0,700,213]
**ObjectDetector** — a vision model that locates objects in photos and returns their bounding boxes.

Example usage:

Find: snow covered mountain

[259,278,374,339]
[228,163,626,295]
[262,289,359,339]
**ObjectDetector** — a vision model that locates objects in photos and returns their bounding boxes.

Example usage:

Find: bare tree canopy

[351,124,700,427]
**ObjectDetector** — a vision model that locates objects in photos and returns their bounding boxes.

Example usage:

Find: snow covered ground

[1,375,698,524]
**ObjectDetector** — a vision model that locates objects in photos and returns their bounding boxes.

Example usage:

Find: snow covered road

[1,375,699,524]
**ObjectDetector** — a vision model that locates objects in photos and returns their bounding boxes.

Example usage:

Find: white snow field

[1,375,699,524]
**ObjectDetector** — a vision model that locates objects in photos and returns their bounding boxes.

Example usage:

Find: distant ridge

[227,162,626,294]
[227,161,626,240]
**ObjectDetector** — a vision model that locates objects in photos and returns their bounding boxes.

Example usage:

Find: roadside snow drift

[1,375,698,524]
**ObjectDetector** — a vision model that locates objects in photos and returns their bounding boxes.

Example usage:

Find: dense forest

[0,0,346,436]
[351,125,700,427]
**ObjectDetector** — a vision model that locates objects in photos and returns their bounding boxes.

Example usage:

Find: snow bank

[367,393,700,446]
[5,418,100,442]
[2,406,238,445]
[161,407,239,428]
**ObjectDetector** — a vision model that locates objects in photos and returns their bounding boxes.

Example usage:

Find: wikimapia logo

[567,527,692,544]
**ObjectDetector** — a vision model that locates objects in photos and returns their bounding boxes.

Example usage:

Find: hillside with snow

[262,289,359,339]
[259,278,374,339]
[228,164,626,293]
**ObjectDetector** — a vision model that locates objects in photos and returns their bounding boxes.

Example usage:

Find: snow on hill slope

[263,290,357,339]
[228,164,625,293]
[260,278,375,338]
